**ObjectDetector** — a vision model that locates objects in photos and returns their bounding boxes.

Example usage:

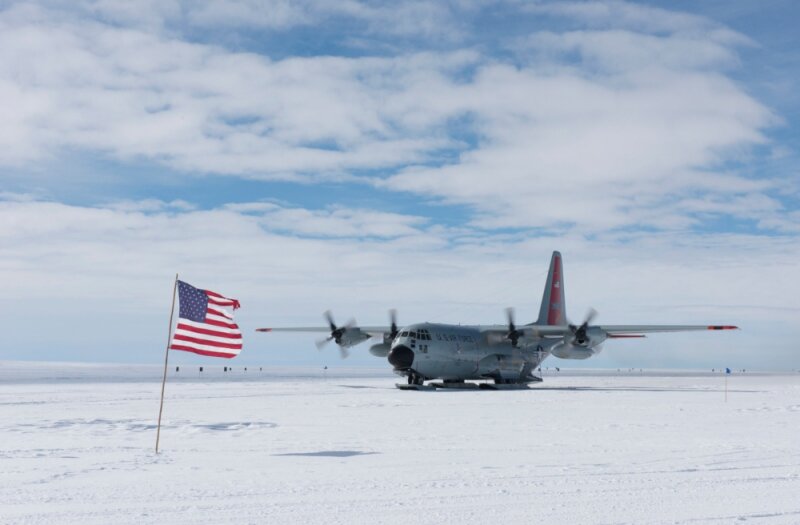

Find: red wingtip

[255,328,272,332]
[707,325,739,330]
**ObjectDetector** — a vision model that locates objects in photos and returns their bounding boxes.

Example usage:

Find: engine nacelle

[337,329,371,349]
[369,342,391,357]
[553,327,607,358]
[550,343,597,360]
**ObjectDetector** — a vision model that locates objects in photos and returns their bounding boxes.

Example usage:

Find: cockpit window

[400,331,408,337]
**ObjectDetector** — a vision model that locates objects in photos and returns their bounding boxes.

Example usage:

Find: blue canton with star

[177,280,208,322]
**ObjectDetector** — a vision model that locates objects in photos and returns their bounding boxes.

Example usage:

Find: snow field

[1,370,799,524]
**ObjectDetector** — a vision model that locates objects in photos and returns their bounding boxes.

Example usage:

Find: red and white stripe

[170,291,242,359]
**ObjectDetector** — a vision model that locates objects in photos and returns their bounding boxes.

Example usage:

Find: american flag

[169,280,242,359]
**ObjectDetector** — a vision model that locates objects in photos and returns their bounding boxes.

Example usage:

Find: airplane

[256,251,738,390]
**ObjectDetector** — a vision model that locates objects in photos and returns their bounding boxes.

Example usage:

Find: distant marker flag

[169,281,242,358]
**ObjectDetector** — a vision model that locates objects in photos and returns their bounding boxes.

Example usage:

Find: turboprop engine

[550,342,597,359]
[550,309,607,359]
[369,343,390,357]
[369,310,400,357]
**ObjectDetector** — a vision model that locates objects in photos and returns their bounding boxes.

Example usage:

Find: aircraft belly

[416,346,479,380]
[420,359,473,380]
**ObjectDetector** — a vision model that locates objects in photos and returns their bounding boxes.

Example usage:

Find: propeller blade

[505,307,516,332]
[583,308,598,327]
[315,336,333,350]
[505,307,521,347]
[389,309,398,339]
[323,310,337,331]
[569,308,598,345]
[338,346,350,359]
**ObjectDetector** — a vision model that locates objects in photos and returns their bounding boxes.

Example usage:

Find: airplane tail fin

[537,251,567,326]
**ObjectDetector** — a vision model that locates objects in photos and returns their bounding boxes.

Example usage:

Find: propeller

[505,307,524,348]
[568,308,598,345]
[505,308,537,381]
[315,311,356,355]
[389,309,398,340]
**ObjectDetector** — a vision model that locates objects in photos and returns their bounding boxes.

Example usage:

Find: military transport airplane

[256,252,738,389]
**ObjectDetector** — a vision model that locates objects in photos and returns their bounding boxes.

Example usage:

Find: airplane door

[455,336,478,375]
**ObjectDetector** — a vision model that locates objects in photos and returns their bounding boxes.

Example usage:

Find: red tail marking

[547,254,563,325]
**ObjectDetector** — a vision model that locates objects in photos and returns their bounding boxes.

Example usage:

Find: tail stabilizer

[537,251,567,326]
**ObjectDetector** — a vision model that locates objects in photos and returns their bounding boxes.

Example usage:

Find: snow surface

[1,363,799,524]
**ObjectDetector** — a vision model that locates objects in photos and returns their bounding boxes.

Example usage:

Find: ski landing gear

[429,379,478,390]
[395,371,435,390]
[407,372,424,386]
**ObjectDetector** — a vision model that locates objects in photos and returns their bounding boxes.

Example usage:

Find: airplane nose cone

[387,345,414,370]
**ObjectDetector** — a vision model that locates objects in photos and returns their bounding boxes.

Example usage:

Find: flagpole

[156,274,179,454]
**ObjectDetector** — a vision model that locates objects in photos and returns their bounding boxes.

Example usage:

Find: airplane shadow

[532,386,762,393]
[272,450,378,458]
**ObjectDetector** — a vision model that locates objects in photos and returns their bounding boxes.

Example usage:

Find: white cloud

[1,1,784,234]
[529,0,753,44]
[523,30,742,72]
[257,204,429,238]
[29,0,466,39]
[186,0,312,30]
[106,199,196,212]
[0,3,476,175]
[382,59,775,231]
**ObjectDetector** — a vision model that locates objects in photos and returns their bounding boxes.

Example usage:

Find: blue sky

[0,0,798,370]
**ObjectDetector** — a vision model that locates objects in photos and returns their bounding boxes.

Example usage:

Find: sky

[0,0,798,370]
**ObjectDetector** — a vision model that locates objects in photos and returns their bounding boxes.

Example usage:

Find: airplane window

[400,331,408,337]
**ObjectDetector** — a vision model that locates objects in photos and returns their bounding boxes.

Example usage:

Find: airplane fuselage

[386,322,604,383]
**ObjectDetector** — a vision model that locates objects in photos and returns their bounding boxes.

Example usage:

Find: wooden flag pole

[156,274,179,454]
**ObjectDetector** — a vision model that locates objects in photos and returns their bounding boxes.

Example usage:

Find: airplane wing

[598,325,738,338]
[256,326,390,336]
[480,324,571,344]
[355,326,392,336]
[256,327,330,333]
[256,320,392,356]
[483,324,739,342]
